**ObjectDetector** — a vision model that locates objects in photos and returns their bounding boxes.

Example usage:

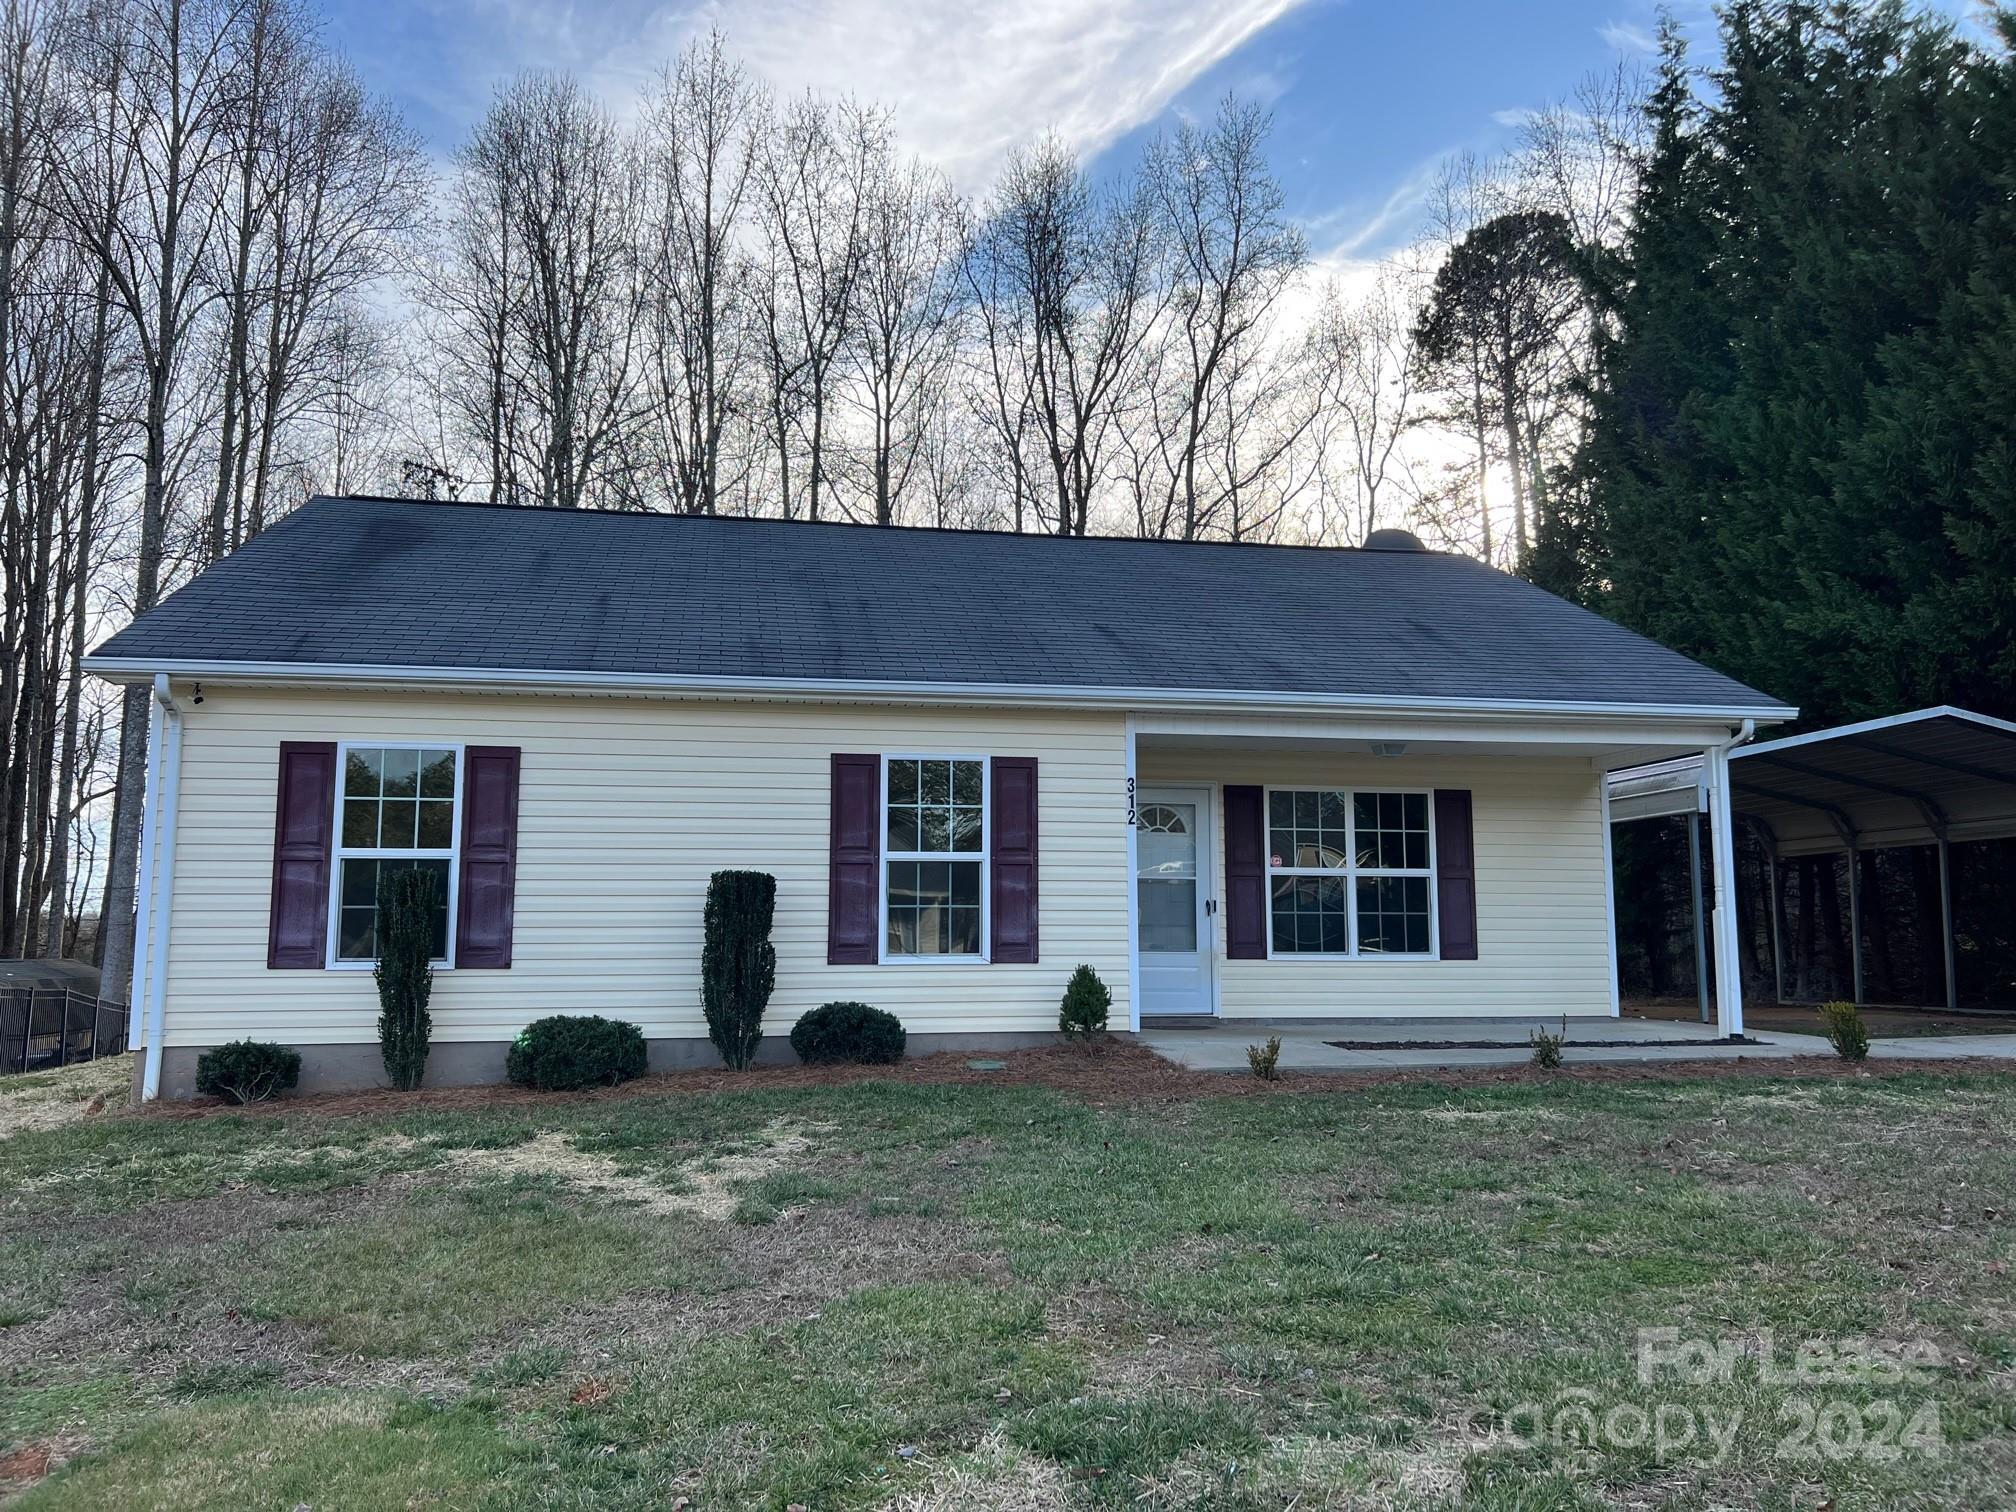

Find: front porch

[1122,709,1763,1037]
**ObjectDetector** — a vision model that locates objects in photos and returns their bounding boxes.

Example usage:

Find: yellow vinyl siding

[160,688,1130,1046]
[1137,746,1615,1018]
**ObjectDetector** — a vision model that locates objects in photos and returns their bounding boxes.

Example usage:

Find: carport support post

[1705,742,1746,1039]
[1937,831,1958,1011]
[1686,805,1710,1023]
[1846,844,1865,1006]
[1763,835,1785,1008]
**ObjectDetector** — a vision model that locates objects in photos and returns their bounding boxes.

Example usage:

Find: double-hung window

[1267,788,1434,957]
[331,744,460,965]
[883,756,988,959]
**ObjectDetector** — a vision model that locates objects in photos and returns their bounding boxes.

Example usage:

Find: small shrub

[506,1015,648,1091]
[701,870,778,1071]
[1058,964,1111,1041]
[1246,1036,1282,1080]
[376,865,438,1091]
[194,1040,301,1104]
[1529,1017,1566,1070]
[789,1001,907,1065]
[1820,1000,1870,1062]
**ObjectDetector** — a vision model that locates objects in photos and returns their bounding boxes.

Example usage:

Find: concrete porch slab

[1137,1015,1843,1073]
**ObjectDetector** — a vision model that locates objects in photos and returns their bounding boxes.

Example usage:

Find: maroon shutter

[1223,784,1267,960]
[456,746,522,968]
[828,753,881,964]
[990,757,1038,962]
[267,741,338,968]
[1434,788,1478,960]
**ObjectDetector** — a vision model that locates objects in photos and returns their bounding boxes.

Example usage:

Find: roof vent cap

[1362,528,1426,552]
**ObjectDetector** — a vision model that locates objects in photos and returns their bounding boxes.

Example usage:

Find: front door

[1136,787,1215,1018]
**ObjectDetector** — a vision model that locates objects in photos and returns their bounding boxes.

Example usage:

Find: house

[86,496,1796,1098]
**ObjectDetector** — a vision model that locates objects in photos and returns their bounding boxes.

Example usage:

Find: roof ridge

[308,493,1466,561]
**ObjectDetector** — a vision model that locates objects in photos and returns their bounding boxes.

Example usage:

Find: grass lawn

[3,1053,2015,1508]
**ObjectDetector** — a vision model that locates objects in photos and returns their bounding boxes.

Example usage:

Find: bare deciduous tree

[1309,262,1425,544]
[1135,98,1305,540]
[638,29,761,515]
[748,92,874,520]
[846,147,960,525]
[965,136,1161,536]
[58,0,247,1007]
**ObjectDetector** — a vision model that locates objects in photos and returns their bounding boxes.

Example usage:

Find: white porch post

[1599,779,1621,1016]
[1704,741,1745,1039]
[1124,715,1141,1033]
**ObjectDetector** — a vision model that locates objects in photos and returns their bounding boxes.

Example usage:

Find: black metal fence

[0,988,129,1076]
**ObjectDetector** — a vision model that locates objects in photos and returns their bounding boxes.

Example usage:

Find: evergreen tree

[1577,1,2015,725]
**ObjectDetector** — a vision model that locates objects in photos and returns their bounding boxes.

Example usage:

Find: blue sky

[316,0,1981,264]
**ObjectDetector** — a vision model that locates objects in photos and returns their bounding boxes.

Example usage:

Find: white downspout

[1704,717,1755,1039]
[140,675,185,1101]
[128,688,165,1095]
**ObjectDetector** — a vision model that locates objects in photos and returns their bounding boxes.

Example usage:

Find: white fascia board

[1131,711,1752,749]
[80,655,1800,727]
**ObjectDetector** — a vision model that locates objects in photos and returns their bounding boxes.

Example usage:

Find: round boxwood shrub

[1058,964,1111,1040]
[194,1040,302,1104]
[506,1014,648,1091]
[789,1001,907,1065]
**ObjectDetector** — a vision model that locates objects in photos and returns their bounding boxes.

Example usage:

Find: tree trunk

[1469,355,1493,562]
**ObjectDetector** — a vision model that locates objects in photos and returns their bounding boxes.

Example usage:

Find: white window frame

[326,740,464,971]
[879,752,991,965]
[1262,784,1439,961]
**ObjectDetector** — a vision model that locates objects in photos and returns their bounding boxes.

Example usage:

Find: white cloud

[1598,19,1658,53]
[451,0,1311,193]
[1301,150,1451,263]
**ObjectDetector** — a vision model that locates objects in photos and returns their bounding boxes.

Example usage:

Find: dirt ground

[127,1036,2016,1123]
[1625,996,2016,1037]
[0,1055,132,1138]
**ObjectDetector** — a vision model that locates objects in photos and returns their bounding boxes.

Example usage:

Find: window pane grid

[334,745,459,965]
[884,757,987,958]
[1266,788,1434,957]
[886,758,984,858]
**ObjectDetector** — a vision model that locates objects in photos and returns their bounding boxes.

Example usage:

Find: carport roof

[1607,706,2016,852]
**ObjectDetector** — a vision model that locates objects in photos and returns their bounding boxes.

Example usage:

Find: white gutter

[80,655,1798,726]
[139,675,186,1102]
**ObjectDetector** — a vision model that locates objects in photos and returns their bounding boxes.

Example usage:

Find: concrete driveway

[1135,1015,2016,1073]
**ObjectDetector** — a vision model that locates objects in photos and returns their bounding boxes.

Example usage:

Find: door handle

[1205,898,1216,916]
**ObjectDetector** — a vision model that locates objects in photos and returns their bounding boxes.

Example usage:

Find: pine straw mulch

[126,1038,2016,1124]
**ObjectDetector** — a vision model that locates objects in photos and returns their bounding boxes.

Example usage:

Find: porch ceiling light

[1369,741,1409,757]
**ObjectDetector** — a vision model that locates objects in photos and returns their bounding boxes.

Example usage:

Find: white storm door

[1136,787,1215,1018]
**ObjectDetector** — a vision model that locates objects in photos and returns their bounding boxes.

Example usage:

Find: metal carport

[1607,707,2016,1012]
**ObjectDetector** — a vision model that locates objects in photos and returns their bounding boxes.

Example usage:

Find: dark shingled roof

[89,495,1789,712]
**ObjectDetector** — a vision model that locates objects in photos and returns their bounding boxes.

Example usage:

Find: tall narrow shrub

[702,870,777,1070]
[376,866,438,1091]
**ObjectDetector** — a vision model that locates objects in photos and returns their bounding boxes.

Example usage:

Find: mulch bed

[126,1039,2016,1123]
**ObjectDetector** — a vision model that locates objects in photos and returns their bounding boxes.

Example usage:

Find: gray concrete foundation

[154,1030,1063,1099]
